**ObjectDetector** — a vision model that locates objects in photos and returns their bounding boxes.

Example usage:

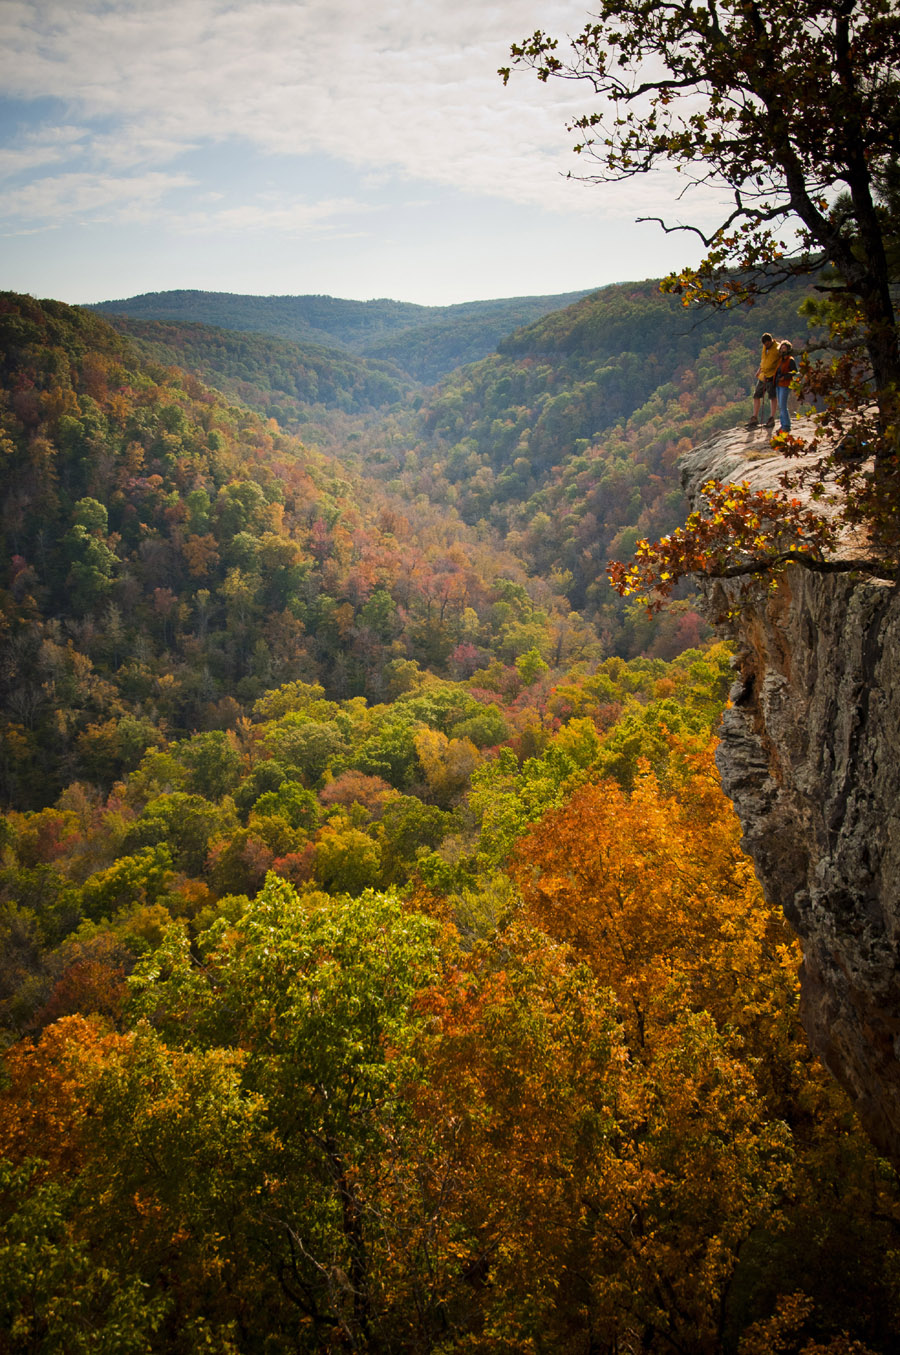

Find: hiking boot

[745,417,759,429]
[765,415,776,427]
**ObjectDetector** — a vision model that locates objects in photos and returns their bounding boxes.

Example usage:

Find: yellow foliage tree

[413,727,481,806]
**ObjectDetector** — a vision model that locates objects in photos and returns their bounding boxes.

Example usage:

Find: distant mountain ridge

[101,315,417,421]
[86,286,598,383]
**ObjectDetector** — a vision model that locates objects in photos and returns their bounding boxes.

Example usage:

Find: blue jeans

[777,384,791,431]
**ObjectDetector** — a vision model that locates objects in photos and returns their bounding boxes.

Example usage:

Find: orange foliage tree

[509,740,800,1064]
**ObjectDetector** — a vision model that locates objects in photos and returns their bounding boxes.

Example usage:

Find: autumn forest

[1,275,899,1355]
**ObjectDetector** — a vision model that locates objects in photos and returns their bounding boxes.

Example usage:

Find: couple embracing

[746,332,798,433]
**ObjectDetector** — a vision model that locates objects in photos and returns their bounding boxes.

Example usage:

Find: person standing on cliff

[746,333,779,429]
[774,340,798,432]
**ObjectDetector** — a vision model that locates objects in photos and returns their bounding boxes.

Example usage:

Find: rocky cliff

[681,422,900,1160]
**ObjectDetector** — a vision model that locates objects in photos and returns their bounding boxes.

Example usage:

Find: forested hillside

[0,293,595,809]
[4,639,899,1352]
[94,278,814,657]
[100,316,415,419]
[393,279,816,623]
[89,286,595,383]
[3,283,899,1354]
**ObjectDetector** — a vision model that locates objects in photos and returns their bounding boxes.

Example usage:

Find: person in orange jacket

[746,332,779,428]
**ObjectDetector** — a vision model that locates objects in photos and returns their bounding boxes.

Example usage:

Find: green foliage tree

[121,793,234,877]
[515,646,549,686]
[252,781,319,832]
[129,878,441,1346]
[174,732,243,801]
[79,846,173,923]
[0,1159,169,1354]
[64,499,119,614]
[350,717,421,789]
[4,741,900,1350]
[377,795,451,885]
[313,819,382,895]
[263,719,346,785]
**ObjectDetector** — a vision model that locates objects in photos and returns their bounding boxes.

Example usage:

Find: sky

[0,0,719,307]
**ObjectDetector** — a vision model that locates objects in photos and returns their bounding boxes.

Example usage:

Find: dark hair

[761,332,774,343]
[779,340,793,352]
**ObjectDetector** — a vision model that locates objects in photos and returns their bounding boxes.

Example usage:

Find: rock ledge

[681,422,900,1159]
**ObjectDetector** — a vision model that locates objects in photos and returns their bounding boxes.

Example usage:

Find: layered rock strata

[680,421,900,1160]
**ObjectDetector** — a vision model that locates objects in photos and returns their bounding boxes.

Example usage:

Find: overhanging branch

[704,551,895,581]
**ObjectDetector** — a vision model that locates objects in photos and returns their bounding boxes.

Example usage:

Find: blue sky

[0,0,718,307]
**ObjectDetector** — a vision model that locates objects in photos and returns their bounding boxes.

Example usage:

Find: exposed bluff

[680,423,900,1160]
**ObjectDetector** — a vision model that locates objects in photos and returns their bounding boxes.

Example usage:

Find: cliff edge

[681,421,900,1160]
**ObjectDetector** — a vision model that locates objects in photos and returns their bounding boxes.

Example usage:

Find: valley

[1,279,897,1354]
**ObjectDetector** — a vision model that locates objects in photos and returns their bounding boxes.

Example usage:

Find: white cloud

[0,124,89,180]
[174,194,370,235]
[1,169,197,228]
[0,0,609,213]
[89,129,200,172]
[0,0,730,300]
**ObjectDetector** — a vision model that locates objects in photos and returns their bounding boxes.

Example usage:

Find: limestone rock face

[681,422,900,1159]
